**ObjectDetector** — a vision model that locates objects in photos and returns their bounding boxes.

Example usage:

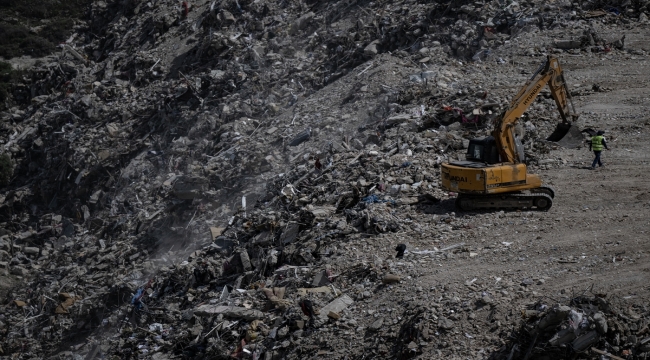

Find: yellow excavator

[441,55,580,211]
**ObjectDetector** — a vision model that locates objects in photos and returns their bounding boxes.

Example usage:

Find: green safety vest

[591,135,604,151]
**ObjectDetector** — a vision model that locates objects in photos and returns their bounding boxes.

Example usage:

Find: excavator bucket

[546,123,583,148]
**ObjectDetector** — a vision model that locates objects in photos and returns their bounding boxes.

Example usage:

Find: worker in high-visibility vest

[589,130,609,169]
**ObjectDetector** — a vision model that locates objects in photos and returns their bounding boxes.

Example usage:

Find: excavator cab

[466,133,526,164]
[466,137,500,164]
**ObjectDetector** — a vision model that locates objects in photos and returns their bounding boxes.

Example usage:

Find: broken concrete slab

[310,206,335,219]
[296,286,340,297]
[172,176,209,199]
[327,311,341,320]
[364,41,379,56]
[312,270,331,287]
[318,295,354,320]
[194,305,264,321]
[280,223,300,244]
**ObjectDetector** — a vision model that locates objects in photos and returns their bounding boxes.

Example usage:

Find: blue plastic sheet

[132,288,144,309]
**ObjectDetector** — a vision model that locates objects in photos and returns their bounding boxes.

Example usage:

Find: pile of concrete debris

[0,108,479,357]
[1,0,649,359]
[492,293,650,360]
[0,123,625,360]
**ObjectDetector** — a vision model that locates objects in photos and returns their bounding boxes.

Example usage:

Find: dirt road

[544,45,650,296]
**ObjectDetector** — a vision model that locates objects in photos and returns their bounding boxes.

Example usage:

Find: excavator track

[537,186,555,198]
[455,192,553,211]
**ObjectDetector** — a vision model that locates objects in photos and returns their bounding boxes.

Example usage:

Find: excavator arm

[492,56,578,163]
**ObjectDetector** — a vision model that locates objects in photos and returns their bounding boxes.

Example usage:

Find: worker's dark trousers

[592,151,603,168]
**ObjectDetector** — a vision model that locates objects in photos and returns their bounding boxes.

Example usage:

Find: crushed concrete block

[194,305,264,320]
[327,311,341,320]
[318,295,354,320]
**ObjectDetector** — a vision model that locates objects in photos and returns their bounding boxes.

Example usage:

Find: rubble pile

[1,0,646,214]
[0,110,476,357]
[0,0,649,358]
[492,293,650,360]
[0,131,620,359]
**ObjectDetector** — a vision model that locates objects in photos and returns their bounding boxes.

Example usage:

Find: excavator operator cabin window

[467,143,484,161]
[473,145,483,160]
[474,145,483,159]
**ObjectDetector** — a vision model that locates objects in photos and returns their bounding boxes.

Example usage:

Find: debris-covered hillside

[1,0,650,359]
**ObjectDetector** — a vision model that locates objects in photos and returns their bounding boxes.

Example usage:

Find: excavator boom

[493,56,578,164]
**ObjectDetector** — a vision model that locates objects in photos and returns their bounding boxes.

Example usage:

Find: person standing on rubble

[589,130,609,169]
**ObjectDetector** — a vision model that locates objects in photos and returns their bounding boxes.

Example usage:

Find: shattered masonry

[1,0,649,359]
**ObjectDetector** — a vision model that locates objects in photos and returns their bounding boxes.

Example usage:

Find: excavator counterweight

[440,55,579,211]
